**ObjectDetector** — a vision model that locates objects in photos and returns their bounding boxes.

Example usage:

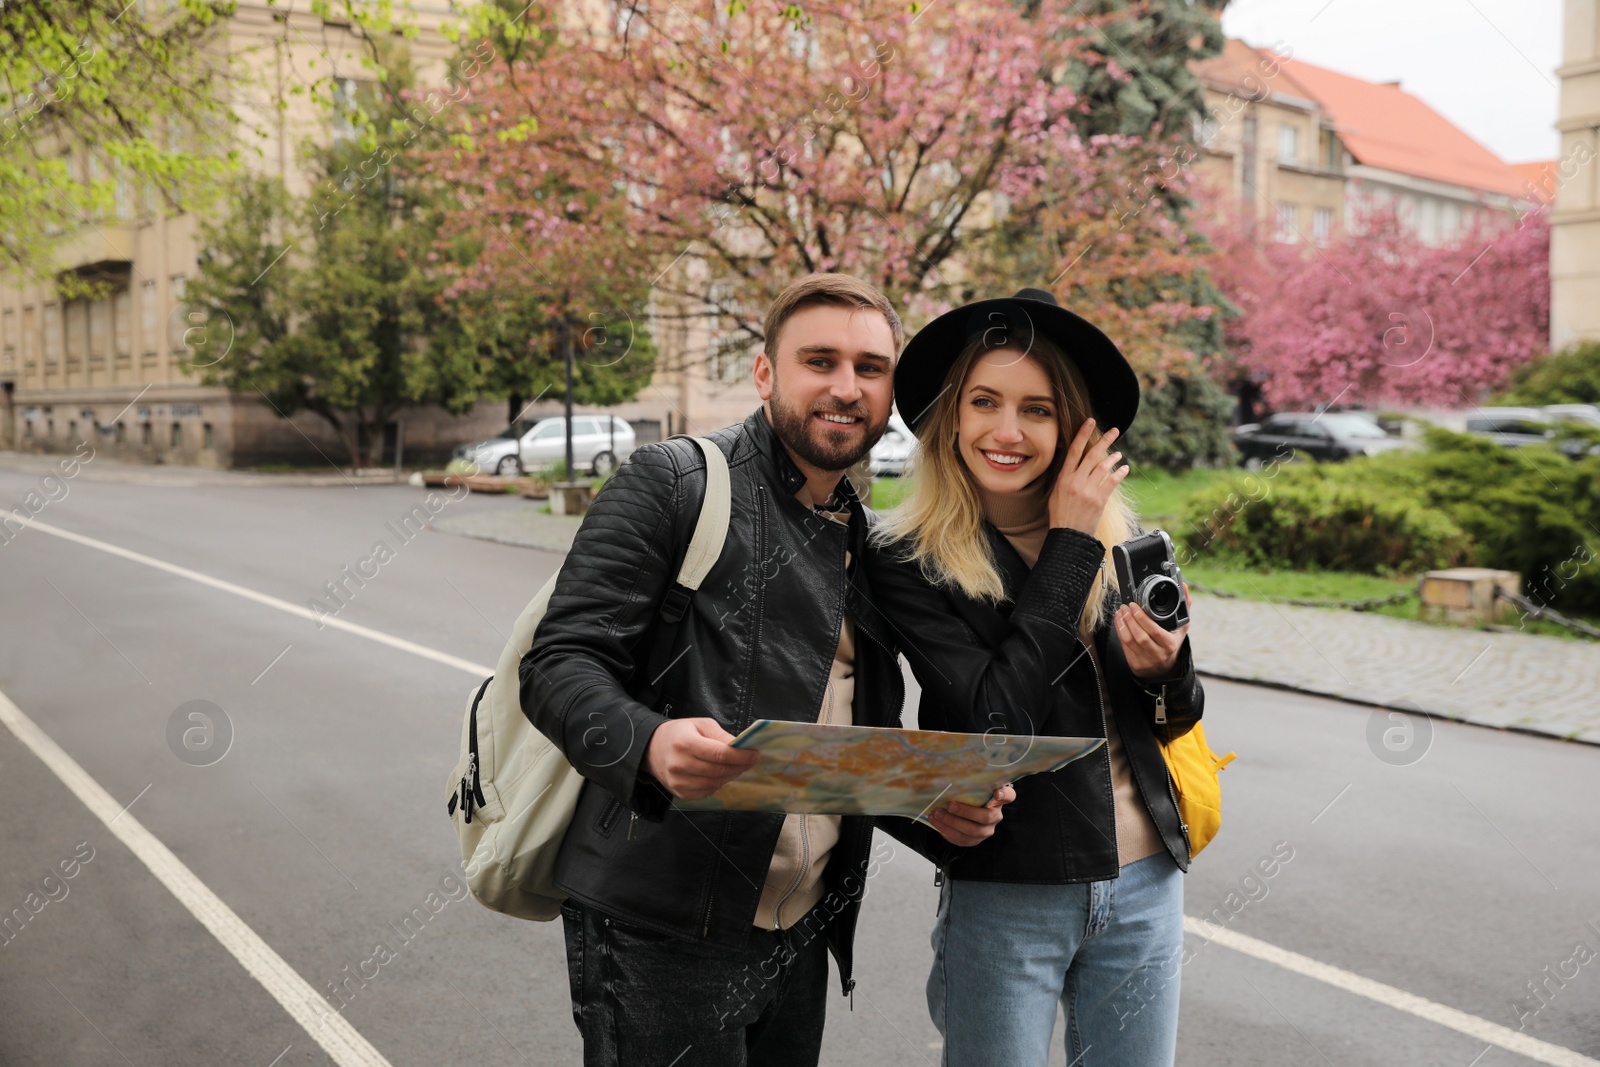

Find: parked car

[869,413,916,476]
[454,415,636,477]
[1543,403,1600,428]
[1465,407,1558,448]
[1469,406,1600,458]
[1232,411,1408,467]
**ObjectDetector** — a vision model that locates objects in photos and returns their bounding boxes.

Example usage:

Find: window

[2,308,13,368]
[1278,124,1299,164]
[203,423,214,449]
[115,422,126,444]
[168,275,187,352]
[64,301,88,366]
[1192,113,1218,149]
[113,288,132,359]
[142,421,152,446]
[1313,207,1333,245]
[140,281,157,358]
[531,420,565,440]
[332,78,363,144]
[22,306,36,369]
[89,299,110,364]
[44,303,62,365]
[1275,204,1300,243]
[68,420,77,441]
[171,421,183,448]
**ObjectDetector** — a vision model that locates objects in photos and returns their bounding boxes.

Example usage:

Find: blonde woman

[869,288,1204,1067]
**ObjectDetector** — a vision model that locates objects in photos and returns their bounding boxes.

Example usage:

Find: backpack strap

[659,435,732,624]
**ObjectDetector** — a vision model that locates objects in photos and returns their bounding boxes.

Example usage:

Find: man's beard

[768,379,888,473]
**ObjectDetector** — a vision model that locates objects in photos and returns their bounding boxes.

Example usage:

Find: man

[520,273,1009,1067]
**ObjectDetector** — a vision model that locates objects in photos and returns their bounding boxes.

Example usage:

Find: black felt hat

[894,287,1140,437]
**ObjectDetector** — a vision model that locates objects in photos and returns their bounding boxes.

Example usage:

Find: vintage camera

[1112,529,1189,631]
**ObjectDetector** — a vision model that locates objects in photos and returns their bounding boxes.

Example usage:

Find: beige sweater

[752,486,854,931]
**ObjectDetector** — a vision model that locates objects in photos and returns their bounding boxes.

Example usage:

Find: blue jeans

[928,851,1185,1067]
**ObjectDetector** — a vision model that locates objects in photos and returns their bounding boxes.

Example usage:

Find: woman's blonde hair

[875,332,1139,639]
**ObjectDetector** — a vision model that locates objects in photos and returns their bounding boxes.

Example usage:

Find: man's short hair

[762,273,904,358]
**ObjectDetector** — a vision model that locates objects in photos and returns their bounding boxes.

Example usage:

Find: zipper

[701,812,731,938]
[1153,685,1168,724]
[1083,635,1119,862]
[736,485,770,733]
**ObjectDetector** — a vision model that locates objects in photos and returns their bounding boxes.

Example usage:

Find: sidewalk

[0,450,408,488]
[1190,594,1600,745]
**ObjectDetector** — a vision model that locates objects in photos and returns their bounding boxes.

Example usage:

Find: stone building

[0,2,506,467]
[1192,39,1530,247]
[1551,0,1600,349]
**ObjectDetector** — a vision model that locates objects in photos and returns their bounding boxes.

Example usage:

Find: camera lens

[1142,576,1181,620]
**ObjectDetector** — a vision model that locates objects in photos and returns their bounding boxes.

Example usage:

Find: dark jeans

[560,900,831,1067]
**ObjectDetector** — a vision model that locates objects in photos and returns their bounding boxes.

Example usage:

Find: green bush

[1495,340,1600,406]
[1179,473,1472,574]
[1125,371,1236,474]
[1176,426,1600,612]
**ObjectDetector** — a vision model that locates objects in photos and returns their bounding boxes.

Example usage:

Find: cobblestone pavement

[1190,593,1600,744]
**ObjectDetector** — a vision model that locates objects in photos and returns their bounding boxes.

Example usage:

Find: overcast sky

[1221,0,1563,164]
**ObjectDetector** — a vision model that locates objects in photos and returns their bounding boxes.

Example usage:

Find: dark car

[1232,412,1408,468]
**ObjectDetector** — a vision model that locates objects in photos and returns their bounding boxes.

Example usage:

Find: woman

[869,287,1205,1067]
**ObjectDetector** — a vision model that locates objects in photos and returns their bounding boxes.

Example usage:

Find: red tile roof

[1511,160,1559,205]
[1194,40,1530,200]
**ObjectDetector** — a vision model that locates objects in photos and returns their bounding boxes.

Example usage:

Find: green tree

[1496,340,1600,406]
[1,0,241,287]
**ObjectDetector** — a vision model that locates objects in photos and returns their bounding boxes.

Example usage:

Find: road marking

[0,687,394,1067]
[15,512,1596,1065]
[11,514,493,677]
[1186,917,1600,1067]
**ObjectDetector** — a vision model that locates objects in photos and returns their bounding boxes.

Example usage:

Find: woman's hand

[928,783,1017,847]
[1048,418,1129,535]
[1116,583,1192,680]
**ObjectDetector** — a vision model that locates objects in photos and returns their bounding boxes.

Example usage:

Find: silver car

[455,415,636,477]
[869,413,916,476]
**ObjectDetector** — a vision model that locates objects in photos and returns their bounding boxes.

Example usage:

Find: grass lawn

[869,476,915,511]
[1121,464,1239,526]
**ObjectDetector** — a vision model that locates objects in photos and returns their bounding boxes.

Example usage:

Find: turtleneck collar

[977,482,1048,536]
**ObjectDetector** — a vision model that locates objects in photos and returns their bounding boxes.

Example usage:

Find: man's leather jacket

[520,409,906,997]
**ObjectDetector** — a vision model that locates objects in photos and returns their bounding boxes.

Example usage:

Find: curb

[1196,668,1600,748]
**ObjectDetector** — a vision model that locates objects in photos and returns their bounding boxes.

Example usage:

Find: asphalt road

[1,471,1596,1067]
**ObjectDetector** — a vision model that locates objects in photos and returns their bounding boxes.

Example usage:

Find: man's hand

[928,784,1016,847]
[643,717,760,800]
[1117,582,1192,680]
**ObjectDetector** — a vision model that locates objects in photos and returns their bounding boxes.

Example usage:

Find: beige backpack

[446,436,731,919]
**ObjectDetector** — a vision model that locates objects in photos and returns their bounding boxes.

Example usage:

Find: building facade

[1552,0,1600,349]
[1192,39,1530,248]
[0,2,506,466]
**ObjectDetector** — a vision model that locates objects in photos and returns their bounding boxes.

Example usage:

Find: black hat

[894,287,1140,437]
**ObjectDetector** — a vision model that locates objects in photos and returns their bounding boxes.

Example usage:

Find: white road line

[1186,917,1599,1067]
[0,687,394,1067]
[12,514,493,677]
[14,512,1595,1065]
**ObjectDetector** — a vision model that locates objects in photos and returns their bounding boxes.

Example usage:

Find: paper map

[673,720,1104,825]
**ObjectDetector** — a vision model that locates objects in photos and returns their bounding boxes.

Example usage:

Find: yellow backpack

[1159,720,1235,859]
